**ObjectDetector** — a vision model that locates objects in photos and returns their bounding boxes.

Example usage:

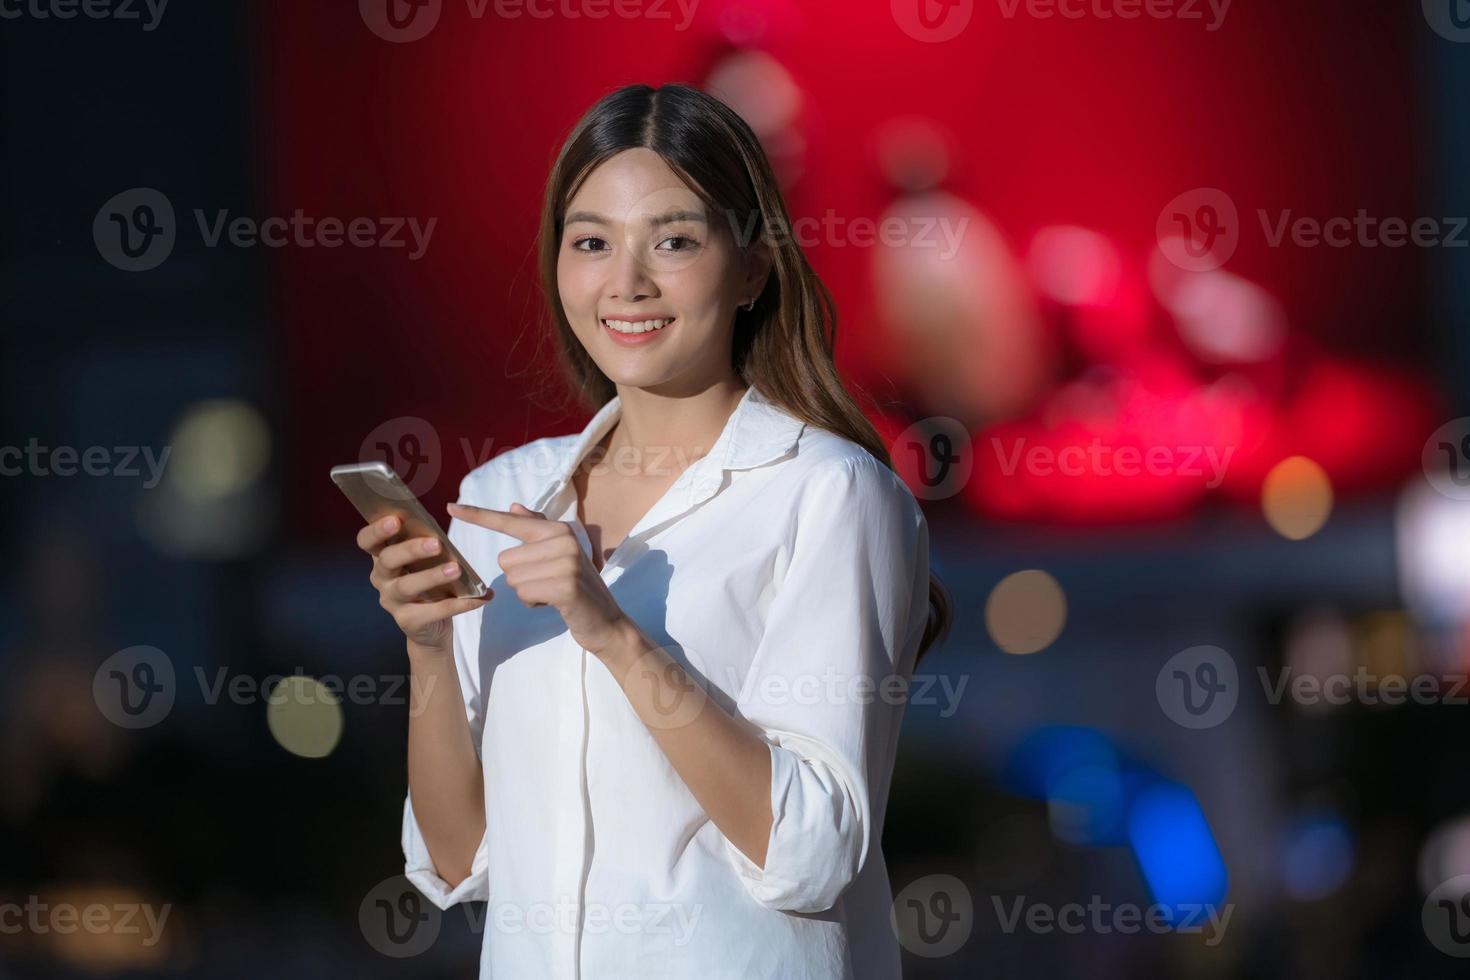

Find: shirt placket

[537,464,724,978]
[532,485,577,980]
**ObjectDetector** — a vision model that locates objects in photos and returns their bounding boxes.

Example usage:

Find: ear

[740,241,774,306]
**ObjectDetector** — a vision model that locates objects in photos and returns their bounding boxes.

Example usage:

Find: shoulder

[783,427,923,527]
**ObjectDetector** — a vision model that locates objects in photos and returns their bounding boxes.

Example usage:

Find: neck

[605,378,748,471]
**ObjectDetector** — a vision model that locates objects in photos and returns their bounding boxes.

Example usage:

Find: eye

[570,235,609,253]
[656,234,701,252]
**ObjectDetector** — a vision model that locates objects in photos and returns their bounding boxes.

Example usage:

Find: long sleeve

[401,474,493,909]
[722,454,929,913]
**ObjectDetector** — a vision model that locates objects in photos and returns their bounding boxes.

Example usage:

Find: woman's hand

[357,515,493,655]
[446,501,631,656]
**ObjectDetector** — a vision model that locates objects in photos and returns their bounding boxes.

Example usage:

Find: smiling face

[556,147,768,393]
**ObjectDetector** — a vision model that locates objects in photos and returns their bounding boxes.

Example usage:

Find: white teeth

[604,318,672,334]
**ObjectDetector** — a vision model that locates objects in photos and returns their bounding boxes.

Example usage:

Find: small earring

[741,298,756,311]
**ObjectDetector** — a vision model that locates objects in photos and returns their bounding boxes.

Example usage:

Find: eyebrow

[564,209,709,227]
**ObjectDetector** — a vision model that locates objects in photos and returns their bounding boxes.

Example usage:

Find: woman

[357,82,952,978]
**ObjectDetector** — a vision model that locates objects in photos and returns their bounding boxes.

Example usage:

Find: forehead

[565,147,707,223]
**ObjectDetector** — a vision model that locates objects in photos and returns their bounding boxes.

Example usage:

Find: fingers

[393,592,493,633]
[379,535,444,572]
[497,532,581,571]
[447,501,556,541]
[392,561,468,601]
[356,515,402,555]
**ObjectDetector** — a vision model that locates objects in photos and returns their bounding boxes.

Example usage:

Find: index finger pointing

[447,502,557,541]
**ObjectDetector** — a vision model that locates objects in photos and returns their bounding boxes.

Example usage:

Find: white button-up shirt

[402,384,931,979]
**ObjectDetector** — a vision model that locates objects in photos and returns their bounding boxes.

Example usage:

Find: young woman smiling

[356,82,952,979]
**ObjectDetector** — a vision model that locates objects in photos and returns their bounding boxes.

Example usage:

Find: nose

[607,237,658,303]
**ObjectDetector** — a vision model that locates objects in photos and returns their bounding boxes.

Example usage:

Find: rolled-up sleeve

[400,475,493,909]
[723,454,929,913]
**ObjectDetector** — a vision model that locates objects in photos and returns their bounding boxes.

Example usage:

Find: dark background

[3,0,1470,975]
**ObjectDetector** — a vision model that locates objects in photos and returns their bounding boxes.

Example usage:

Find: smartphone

[330,461,490,601]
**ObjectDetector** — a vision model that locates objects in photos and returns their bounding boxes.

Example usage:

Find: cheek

[666,249,739,314]
[556,256,597,314]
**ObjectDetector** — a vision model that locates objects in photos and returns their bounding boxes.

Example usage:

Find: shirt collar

[528,384,806,514]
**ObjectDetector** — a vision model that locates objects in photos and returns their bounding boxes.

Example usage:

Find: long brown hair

[535,82,953,663]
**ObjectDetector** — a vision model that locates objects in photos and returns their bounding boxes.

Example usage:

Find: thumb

[509,501,546,519]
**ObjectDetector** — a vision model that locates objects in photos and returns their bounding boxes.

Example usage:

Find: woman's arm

[356,510,491,893]
[592,625,775,866]
[406,640,486,888]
